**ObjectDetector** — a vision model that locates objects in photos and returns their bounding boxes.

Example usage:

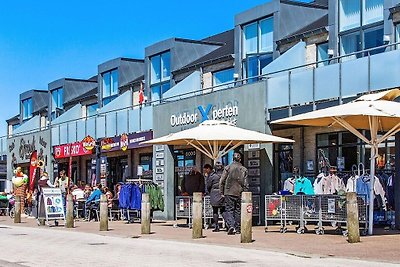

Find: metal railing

[2,42,400,151]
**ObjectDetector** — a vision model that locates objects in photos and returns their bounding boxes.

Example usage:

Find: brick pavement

[0,216,399,264]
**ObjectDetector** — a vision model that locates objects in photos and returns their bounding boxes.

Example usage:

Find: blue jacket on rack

[294,177,314,195]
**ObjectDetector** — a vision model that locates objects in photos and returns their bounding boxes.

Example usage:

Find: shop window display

[274,143,293,191]
[174,150,196,196]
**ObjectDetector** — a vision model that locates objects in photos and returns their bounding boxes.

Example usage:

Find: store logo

[120,133,128,151]
[170,102,239,127]
[197,104,212,122]
[82,135,96,151]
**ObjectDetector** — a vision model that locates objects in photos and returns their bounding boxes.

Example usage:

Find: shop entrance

[174,149,196,196]
[107,156,128,191]
[56,161,78,184]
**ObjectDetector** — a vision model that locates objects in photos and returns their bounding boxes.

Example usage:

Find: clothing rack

[126,178,153,184]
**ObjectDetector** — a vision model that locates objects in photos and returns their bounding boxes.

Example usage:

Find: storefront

[99,131,153,192]
[272,125,397,226]
[152,82,269,220]
[53,140,93,186]
[7,130,51,182]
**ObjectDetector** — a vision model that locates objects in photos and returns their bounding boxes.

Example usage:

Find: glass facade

[274,143,293,192]
[102,69,118,106]
[242,16,274,81]
[22,98,33,120]
[317,42,329,67]
[86,103,99,117]
[339,0,384,59]
[213,68,234,88]
[316,131,395,172]
[150,51,171,102]
[51,87,63,120]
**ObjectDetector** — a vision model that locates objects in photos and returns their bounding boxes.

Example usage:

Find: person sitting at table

[71,185,85,201]
[103,187,113,208]
[83,184,92,199]
[85,184,103,221]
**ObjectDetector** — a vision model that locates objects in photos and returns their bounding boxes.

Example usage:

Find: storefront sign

[100,131,153,153]
[7,130,51,180]
[53,142,92,159]
[170,102,239,127]
[82,135,96,151]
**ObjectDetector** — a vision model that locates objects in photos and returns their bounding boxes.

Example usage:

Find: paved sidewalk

[1,216,399,264]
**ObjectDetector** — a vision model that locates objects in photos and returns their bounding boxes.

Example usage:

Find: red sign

[29,151,38,192]
[54,142,92,159]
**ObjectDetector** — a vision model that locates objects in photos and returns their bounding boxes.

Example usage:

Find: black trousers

[212,206,225,227]
[224,195,241,231]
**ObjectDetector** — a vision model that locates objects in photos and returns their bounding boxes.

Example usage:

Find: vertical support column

[395,132,400,230]
[346,192,360,243]
[141,193,151,234]
[241,192,252,243]
[14,196,21,223]
[65,194,74,228]
[192,192,203,239]
[99,195,108,231]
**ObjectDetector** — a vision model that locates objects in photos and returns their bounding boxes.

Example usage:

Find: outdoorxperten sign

[170,102,239,127]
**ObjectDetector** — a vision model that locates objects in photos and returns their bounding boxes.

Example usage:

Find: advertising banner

[54,142,93,159]
[41,188,65,221]
[100,131,153,153]
[29,150,38,192]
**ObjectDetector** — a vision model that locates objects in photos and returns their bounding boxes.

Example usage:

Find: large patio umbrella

[142,120,294,162]
[272,89,400,235]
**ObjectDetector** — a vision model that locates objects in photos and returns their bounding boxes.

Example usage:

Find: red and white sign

[54,142,92,159]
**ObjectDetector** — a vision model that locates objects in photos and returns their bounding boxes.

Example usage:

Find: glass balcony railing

[3,42,400,149]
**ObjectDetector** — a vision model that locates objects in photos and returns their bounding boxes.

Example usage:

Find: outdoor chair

[109,199,121,221]
[0,199,9,216]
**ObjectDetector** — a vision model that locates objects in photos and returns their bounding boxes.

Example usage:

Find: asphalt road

[0,224,397,267]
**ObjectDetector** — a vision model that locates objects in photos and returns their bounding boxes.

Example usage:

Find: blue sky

[0,0,312,137]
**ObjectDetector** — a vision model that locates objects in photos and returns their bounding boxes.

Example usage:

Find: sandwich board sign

[40,188,65,225]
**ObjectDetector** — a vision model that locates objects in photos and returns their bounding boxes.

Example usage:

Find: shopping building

[4,0,400,226]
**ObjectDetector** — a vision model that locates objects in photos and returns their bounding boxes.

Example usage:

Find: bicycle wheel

[9,207,15,219]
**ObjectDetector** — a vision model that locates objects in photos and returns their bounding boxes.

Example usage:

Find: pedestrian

[181,167,205,196]
[55,170,69,215]
[206,162,226,232]
[55,170,69,195]
[219,152,248,235]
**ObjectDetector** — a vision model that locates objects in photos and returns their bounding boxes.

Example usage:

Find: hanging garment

[283,177,296,193]
[294,177,314,195]
[356,175,387,210]
[313,173,325,195]
[346,175,359,193]
[329,174,345,194]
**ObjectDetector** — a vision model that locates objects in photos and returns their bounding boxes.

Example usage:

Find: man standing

[206,162,225,232]
[181,167,205,196]
[55,170,69,195]
[219,153,248,235]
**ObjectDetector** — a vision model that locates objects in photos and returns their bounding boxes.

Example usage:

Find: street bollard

[241,192,253,243]
[14,196,21,224]
[346,192,360,243]
[65,194,74,228]
[99,195,108,231]
[192,192,203,239]
[141,193,151,235]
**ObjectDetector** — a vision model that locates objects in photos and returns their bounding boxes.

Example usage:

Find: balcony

[51,104,153,146]
[261,43,400,117]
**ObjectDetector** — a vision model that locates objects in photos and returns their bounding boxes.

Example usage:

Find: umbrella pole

[368,146,376,235]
